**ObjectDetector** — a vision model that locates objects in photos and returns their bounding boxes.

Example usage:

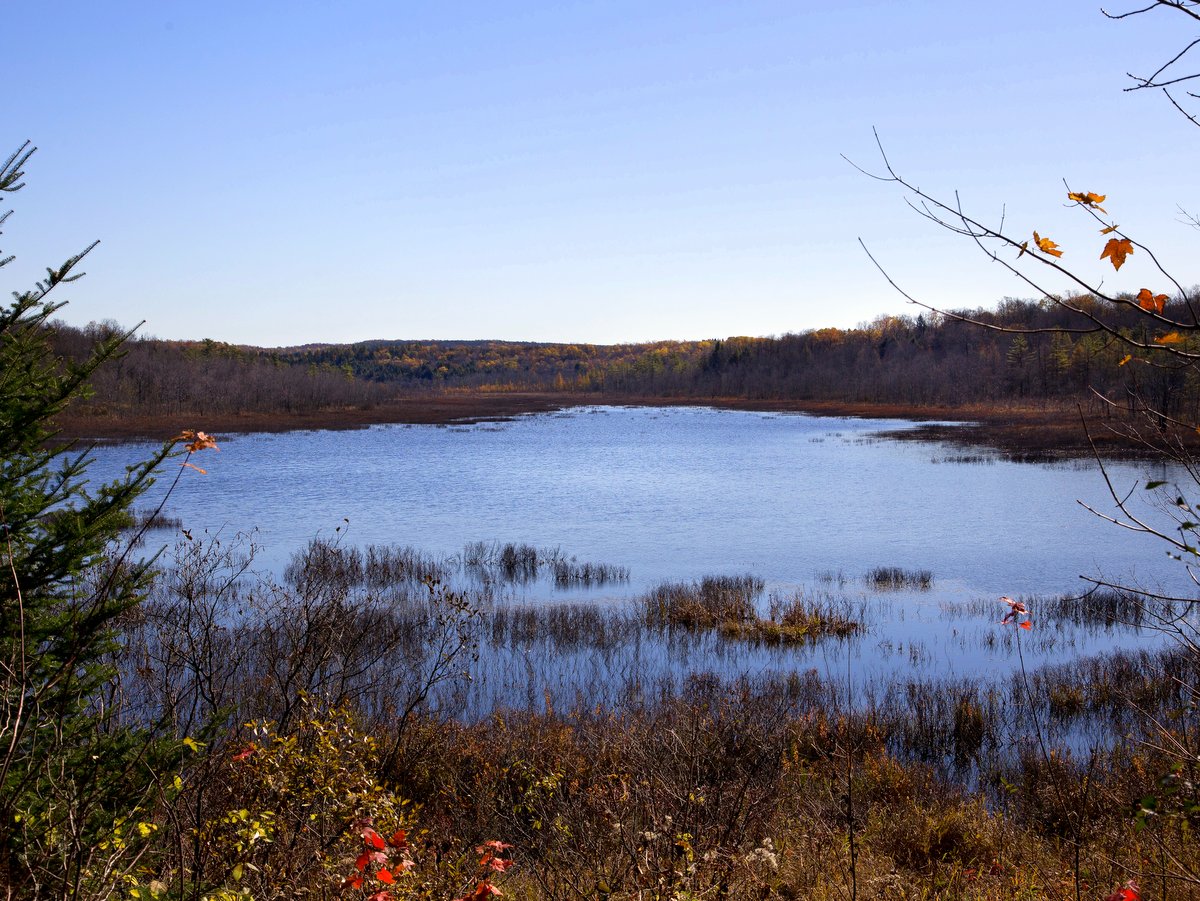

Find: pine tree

[0,142,176,898]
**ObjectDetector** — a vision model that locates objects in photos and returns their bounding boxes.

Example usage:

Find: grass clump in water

[127,509,184,531]
[642,579,860,644]
[641,574,763,628]
[866,565,933,591]
[719,591,862,645]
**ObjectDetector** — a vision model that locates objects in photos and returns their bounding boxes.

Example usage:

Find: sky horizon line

[11,2,1197,346]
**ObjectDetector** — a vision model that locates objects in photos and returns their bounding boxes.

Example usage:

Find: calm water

[88,405,1182,599]
[85,406,1195,708]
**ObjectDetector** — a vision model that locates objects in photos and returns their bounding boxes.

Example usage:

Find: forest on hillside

[50,292,1200,424]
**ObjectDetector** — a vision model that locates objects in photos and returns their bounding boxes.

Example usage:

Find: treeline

[597,296,1198,415]
[49,292,1200,422]
[48,321,391,417]
[276,337,695,390]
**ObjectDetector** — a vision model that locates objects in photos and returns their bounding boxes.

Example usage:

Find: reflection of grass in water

[462,540,630,586]
[866,565,933,591]
[816,568,848,586]
[962,589,1180,630]
[126,509,184,531]
[120,509,185,546]
[932,452,996,464]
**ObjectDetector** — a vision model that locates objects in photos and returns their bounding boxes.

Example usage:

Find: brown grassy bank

[52,390,1192,458]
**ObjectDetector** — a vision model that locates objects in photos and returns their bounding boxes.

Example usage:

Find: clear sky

[6,1,1197,346]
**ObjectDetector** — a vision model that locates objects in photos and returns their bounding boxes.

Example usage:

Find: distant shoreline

[51,391,1175,459]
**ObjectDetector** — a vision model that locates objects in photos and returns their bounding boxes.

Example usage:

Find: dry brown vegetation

[54,534,1194,901]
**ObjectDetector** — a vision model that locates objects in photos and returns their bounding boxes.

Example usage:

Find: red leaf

[363,828,386,851]
[356,852,371,872]
[344,874,365,890]
[487,857,514,873]
[388,829,408,849]
[1104,882,1141,901]
[231,746,255,762]
[377,868,395,884]
[1020,620,1032,631]
[456,880,507,901]
[367,893,393,901]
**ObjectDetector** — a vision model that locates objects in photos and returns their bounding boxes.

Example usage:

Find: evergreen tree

[0,142,176,898]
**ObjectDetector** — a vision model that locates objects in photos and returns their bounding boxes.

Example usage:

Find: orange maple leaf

[1068,190,1107,212]
[1032,231,1063,258]
[174,429,220,453]
[1000,596,1033,629]
[1137,288,1168,314]
[1155,332,1185,345]
[1119,354,1133,366]
[1099,224,1119,235]
[1101,237,1134,270]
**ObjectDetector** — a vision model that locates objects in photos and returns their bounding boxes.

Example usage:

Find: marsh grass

[866,565,934,591]
[718,590,863,644]
[964,589,1181,631]
[640,574,764,628]
[463,540,629,586]
[490,602,640,650]
[107,533,1200,901]
[283,538,452,591]
[932,452,997,464]
[127,508,184,531]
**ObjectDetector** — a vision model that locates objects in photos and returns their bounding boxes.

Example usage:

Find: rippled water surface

[88,405,1181,597]
[85,405,1196,701]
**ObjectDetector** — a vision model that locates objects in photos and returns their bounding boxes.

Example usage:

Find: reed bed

[283,538,452,591]
[865,565,934,590]
[962,588,1189,632]
[463,540,630,586]
[99,533,1200,901]
[641,574,764,628]
[127,508,185,531]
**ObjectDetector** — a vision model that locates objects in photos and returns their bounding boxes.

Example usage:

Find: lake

[86,405,1196,716]
[88,405,1182,595]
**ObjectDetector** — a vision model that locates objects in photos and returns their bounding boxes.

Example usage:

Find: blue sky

[6,1,1197,345]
